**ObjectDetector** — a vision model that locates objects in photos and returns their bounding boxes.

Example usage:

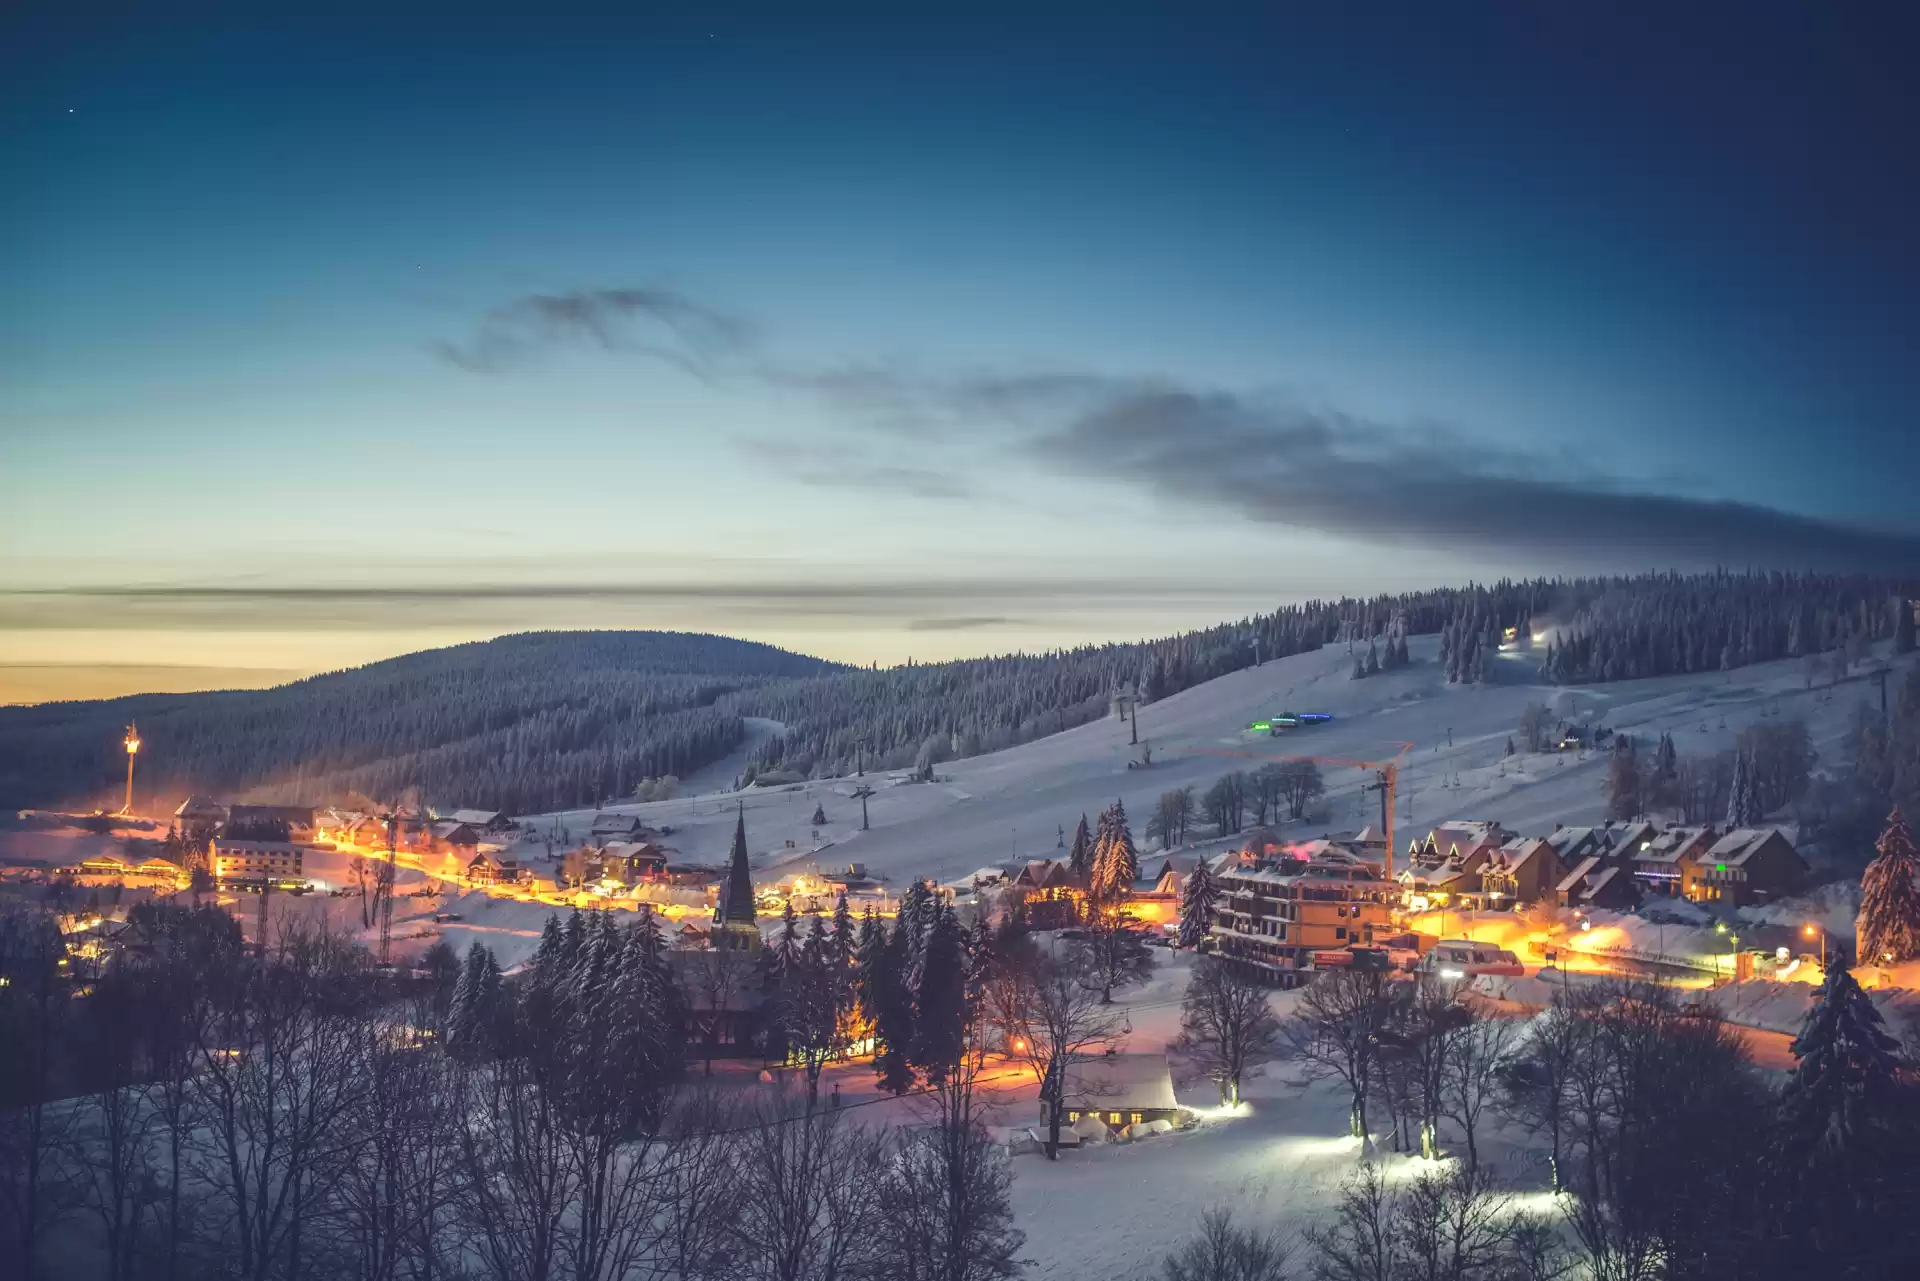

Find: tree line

[1157,944,1920,1281]
[0,897,1024,1281]
[6,574,1912,817]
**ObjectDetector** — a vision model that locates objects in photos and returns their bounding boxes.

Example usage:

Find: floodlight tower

[118,723,141,816]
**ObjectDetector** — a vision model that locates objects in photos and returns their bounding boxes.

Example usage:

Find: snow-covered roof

[1705,828,1785,866]
[1492,837,1555,875]
[1555,855,1601,896]
[175,795,225,818]
[1602,821,1657,858]
[1546,826,1604,859]
[1063,1053,1178,1113]
[1635,826,1715,865]
[447,809,503,826]
[1581,866,1625,899]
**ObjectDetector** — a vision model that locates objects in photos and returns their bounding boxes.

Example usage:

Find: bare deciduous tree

[727,1087,889,1281]
[1178,958,1281,1107]
[1284,967,1395,1143]
[1016,948,1125,1159]
[1161,1208,1293,1281]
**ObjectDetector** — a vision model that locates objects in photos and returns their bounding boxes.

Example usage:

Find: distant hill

[0,631,841,814]
[5,572,1912,814]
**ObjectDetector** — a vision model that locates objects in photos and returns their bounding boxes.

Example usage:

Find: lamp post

[1804,923,1825,971]
[119,723,141,816]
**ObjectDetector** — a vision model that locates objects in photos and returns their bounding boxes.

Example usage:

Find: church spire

[716,802,758,926]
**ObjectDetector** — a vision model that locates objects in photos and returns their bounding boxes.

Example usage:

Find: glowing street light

[118,723,141,816]
[1803,923,1826,970]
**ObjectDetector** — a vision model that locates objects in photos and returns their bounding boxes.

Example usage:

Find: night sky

[4,3,1918,703]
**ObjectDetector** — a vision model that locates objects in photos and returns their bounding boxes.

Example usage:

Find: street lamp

[1804,923,1825,970]
[119,723,141,816]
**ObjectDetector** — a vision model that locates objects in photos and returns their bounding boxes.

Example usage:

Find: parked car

[1421,940,1524,979]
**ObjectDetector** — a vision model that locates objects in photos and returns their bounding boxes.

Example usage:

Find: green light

[1250,721,1270,731]
[1716,863,1726,872]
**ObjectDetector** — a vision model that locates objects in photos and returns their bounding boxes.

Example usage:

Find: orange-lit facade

[1210,857,1395,985]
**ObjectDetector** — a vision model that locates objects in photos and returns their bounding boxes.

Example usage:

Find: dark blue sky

[4,3,1918,700]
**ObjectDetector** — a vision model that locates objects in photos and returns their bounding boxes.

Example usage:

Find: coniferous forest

[2,572,1913,815]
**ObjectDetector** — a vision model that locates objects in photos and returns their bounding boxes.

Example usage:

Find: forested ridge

[3,572,1913,815]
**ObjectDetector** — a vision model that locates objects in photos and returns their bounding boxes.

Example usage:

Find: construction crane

[378,811,399,967]
[1179,741,1414,879]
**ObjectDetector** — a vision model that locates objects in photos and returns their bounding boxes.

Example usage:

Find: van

[1422,940,1524,979]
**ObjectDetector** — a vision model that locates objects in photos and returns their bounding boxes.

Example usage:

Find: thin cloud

[0,578,1232,633]
[432,287,756,376]
[436,285,1920,572]
[906,616,1021,632]
[1021,386,1920,572]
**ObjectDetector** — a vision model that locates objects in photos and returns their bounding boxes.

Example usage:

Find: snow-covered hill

[527,635,1894,887]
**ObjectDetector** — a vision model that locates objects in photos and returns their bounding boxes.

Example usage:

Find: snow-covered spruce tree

[873,914,917,1095]
[1067,813,1093,878]
[1725,749,1762,828]
[1784,957,1905,1157]
[829,892,855,970]
[910,907,968,1084]
[1089,799,1138,902]
[771,900,803,976]
[1178,860,1216,949]
[810,801,826,826]
[1896,595,1916,656]
[445,941,485,1060]
[1857,808,1920,966]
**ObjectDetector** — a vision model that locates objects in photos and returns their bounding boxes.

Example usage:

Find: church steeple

[716,803,758,927]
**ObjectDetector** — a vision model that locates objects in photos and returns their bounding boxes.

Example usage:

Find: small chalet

[1691,828,1806,906]
[590,812,650,842]
[1478,836,1565,905]
[1059,1053,1182,1131]
[429,821,482,855]
[445,808,515,833]
[602,840,668,882]
[1011,859,1086,927]
[1554,855,1639,911]
[1631,825,1717,898]
[466,852,524,886]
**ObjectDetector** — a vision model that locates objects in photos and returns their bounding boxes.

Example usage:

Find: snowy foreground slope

[528,635,1884,891]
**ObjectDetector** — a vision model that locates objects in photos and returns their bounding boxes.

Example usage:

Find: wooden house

[1554,855,1639,911]
[1631,825,1717,898]
[1690,828,1806,906]
[1060,1053,1182,1130]
[1478,837,1565,905]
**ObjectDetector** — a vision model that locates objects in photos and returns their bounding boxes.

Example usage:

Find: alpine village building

[1210,849,1395,986]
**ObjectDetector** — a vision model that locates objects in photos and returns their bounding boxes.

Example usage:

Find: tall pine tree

[1725,748,1762,828]
[1067,813,1093,878]
[1857,808,1920,966]
[1178,860,1216,949]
